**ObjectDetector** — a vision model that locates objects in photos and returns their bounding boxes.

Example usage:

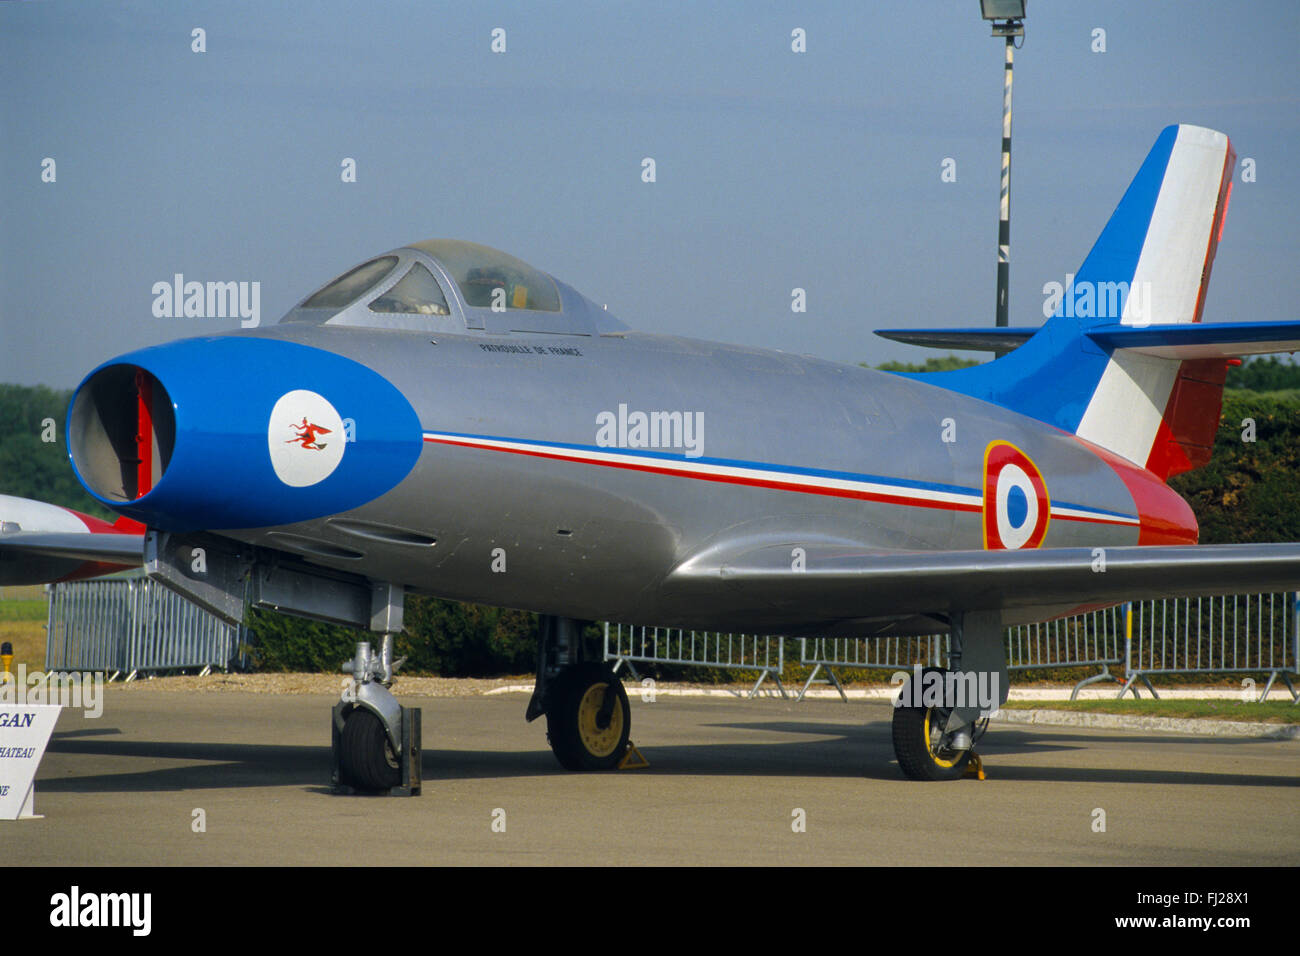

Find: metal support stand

[1070,663,1123,700]
[1256,670,1297,703]
[798,663,847,702]
[603,623,643,681]
[747,669,788,699]
[1117,671,1160,700]
[608,656,642,681]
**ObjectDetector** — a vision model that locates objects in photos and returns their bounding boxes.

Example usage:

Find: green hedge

[1169,390,1300,544]
[245,597,542,677]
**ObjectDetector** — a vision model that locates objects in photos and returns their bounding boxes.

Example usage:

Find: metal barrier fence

[1005,604,1128,698]
[609,592,1299,703]
[34,576,1300,699]
[1122,593,1298,701]
[798,635,949,701]
[798,609,1125,702]
[46,576,246,679]
[603,623,787,697]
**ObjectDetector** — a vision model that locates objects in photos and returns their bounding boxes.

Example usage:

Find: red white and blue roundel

[983,441,1050,550]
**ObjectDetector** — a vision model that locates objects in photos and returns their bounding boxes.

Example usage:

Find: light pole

[980,1,1025,331]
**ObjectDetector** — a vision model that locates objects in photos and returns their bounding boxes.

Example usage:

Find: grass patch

[0,599,49,622]
[0,620,47,672]
[999,698,1299,723]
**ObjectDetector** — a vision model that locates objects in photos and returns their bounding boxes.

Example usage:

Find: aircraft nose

[67,336,423,531]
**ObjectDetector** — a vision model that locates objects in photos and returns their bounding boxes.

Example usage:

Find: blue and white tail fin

[896,125,1300,480]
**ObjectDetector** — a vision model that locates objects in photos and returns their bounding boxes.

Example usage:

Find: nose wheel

[340,707,402,791]
[546,662,631,770]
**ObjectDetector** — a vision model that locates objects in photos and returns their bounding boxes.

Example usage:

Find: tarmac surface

[10,687,1299,866]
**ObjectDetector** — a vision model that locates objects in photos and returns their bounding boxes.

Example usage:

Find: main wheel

[340,707,401,791]
[891,668,973,781]
[546,663,631,770]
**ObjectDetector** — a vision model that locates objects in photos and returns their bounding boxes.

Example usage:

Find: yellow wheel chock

[617,741,649,769]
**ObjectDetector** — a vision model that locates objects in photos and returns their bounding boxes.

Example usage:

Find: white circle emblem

[268,390,346,487]
[994,463,1038,550]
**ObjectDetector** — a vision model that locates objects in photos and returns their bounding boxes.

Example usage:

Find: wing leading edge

[664,542,1300,634]
[0,532,144,585]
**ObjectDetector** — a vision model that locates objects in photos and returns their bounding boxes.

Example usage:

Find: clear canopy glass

[410,240,561,312]
[300,256,399,310]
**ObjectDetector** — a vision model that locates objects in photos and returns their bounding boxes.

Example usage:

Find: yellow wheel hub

[577,683,624,758]
[922,709,957,769]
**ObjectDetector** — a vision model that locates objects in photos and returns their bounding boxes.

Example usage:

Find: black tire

[340,707,401,791]
[545,662,631,770]
[891,667,973,781]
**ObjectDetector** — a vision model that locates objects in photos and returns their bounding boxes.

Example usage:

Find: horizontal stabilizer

[1086,320,1300,359]
[874,327,1036,353]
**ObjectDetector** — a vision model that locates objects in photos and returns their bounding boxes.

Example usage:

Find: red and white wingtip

[0,494,144,585]
[1,493,117,535]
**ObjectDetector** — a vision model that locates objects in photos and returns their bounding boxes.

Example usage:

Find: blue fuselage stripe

[421,428,1138,524]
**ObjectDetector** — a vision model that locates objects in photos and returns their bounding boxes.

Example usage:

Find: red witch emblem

[287,416,331,450]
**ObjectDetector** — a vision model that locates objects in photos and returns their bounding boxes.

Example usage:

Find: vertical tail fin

[916,124,1235,478]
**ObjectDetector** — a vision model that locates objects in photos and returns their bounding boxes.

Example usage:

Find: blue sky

[2,0,1297,387]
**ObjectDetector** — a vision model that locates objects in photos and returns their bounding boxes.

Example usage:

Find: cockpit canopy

[280,239,624,336]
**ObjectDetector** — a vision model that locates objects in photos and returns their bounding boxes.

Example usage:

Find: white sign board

[0,705,62,819]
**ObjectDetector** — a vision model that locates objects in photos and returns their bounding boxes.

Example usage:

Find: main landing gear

[890,611,1007,782]
[891,667,990,780]
[527,615,632,770]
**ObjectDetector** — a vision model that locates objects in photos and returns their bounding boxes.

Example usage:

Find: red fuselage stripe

[422,435,1138,527]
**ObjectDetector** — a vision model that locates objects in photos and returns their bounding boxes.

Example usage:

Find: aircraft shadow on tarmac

[40,719,1298,793]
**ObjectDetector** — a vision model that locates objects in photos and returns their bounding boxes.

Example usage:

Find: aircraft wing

[0,531,146,565]
[0,494,145,584]
[665,541,1300,630]
[0,530,145,586]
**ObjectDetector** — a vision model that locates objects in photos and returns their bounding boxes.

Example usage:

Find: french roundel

[983,441,1049,550]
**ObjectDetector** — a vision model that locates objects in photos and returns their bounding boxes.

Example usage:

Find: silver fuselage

[215,321,1176,634]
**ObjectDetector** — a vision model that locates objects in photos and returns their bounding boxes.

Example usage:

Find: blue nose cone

[69,336,423,531]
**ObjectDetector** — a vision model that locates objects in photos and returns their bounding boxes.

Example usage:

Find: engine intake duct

[69,365,175,502]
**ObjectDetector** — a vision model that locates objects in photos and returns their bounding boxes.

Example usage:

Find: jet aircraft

[5,124,1300,782]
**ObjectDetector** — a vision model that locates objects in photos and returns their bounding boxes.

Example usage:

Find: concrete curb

[483,683,1300,738]
[990,708,1300,740]
[483,682,1300,703]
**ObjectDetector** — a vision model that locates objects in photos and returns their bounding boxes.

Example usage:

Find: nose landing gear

[332,583,422,795]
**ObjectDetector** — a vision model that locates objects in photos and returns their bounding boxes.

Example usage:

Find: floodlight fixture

[980,0,1025,38]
